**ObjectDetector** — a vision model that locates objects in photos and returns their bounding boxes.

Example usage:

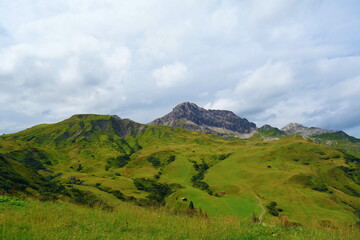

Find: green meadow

[0,197,359,240]
[1,114,360,238]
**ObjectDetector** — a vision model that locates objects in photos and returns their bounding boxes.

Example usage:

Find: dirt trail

[255,194,266,223]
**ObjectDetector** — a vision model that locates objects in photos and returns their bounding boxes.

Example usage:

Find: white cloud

[0,0,360,137]
[152,62,188,88]
[206,61,294,114]
[235,61,293,98]
[211,6,238,32]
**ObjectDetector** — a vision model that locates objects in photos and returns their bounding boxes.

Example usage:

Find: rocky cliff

[281,123,333,137]
[150,102,257,138]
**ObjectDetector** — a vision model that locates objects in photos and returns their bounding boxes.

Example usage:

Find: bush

[147,156,161,167]
[189,201,194,209]
[218,153,232,160]
[106,155,130,169]
[309,178,328,192]
[190,160,213,195]
[76,164,83,171]
[340,166,360,185]
[112,190,126,200]
[0,196,26,207]
[0,155,30,192]
[266,201,282,216]
[167,155,176,164]
[193,181,210,190]
[133,178,172,206]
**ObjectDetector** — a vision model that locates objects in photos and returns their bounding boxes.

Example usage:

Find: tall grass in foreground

[0,198,359,240]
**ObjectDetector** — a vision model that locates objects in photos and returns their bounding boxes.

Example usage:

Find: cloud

[0,0,360,137]
[205,55,360,133]
[152,62,188,88]
[0,33,131,120]
[205,61,294,114]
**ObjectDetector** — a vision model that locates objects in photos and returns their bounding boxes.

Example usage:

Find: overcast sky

[1,0,360,137]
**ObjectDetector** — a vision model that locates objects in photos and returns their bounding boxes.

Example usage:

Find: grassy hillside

[311,135,360,159]
[258,126,287,138]
[1,196,359,240]
[1,114,360,229]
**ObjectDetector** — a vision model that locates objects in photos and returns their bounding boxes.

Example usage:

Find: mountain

[281,123,360,156]
[150,102,257,138]
[281,123,360,142]
[1,113,360,228]
[281,123,334,137]
[150,103,360,147]
[258,124,287,138]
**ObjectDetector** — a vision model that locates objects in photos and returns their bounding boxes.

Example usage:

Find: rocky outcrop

[150,102,257,138]
[149,103,359,142]
[281,123,333,137]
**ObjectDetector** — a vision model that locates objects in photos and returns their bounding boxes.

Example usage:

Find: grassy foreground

[0,197,359,240]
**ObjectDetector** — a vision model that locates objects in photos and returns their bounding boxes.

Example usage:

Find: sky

[1,0,360,137]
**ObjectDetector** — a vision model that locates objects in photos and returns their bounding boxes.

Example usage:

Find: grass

[1,114,360,229]
[0,196,27,207]
[1,197,359,240]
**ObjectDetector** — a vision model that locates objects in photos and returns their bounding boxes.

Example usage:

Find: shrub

[340,166,360,185]
[167,155,176,164]
[112,190,126,200]
[76,164,83,171]
[147,156,161,167]
[218,153,232,160]
[309,178,328,192]
[190,160,213,195]
[0,196,26,207]
[106,155,130,169]
[189,201,194,209]
[266,201,282,216]
[133,178,172,206]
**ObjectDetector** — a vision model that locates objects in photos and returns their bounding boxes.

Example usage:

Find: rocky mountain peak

[281,123,307,133]
[281,123,333,137]
[150,102,257,137]
[173,102,199,111]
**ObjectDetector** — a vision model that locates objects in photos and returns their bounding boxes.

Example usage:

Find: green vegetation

[340,166,360,185]
[1,198,359,240]
[189,200,194,209]
[312,132,360,143]
[0,114,360,234]
[338,150,360,164]
[258,127,287,138]
[106,155,130,169]
[147,155,161,167]
[190,160,214,195]
[266,201,283,217]
[133,178,172,206]
[309,178,329,192]
[0,196,26,207]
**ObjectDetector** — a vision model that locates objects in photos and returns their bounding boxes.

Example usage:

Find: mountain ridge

[1,111,360,228]
[150,102,257,138]
[149,102,360,144]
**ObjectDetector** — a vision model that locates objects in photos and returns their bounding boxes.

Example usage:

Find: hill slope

[1,114,360,228]
[281,123,360,157]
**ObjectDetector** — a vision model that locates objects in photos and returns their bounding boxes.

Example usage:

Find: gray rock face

[150,102,257,137]
[281,123,333,137]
